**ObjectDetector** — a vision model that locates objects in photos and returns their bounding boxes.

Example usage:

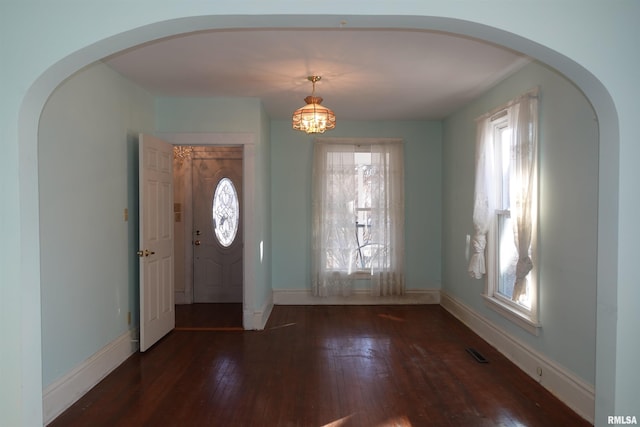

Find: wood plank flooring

[175,303,243,330]
[49,305,590,427]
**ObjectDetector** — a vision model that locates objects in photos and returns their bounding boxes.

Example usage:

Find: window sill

[351,271,374,279]
[324,271,373,279]
[482,294,541,336]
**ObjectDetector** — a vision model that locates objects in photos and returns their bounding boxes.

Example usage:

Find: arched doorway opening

[19,14,619,425]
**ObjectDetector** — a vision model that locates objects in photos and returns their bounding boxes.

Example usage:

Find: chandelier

[292,76,336,134]
[173,146,193,164]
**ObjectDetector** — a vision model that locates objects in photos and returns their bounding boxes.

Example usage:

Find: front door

[192,147,243,302]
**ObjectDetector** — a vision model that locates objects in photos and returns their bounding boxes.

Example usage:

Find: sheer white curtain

[312,138,404,297]
[468,89,538,291]
[510,92,538,301]
[312,143,357,296]
[468,118,496,279]
[369,142,405,295]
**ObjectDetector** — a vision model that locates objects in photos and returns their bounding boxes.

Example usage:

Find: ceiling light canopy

[292,76,336,134]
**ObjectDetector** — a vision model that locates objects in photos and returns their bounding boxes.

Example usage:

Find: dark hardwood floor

[175,303,243,330]
[50,305,590,427]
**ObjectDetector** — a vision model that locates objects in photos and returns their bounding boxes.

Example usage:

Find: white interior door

[192,147,243,303]
[139,133,175,352]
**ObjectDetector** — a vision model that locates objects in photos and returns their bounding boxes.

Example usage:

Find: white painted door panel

[139,133,175,352]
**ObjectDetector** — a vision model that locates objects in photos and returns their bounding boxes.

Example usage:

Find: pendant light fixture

[292,76,336,134]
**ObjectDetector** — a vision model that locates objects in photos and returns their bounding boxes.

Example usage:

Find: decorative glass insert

[212,177,239,247]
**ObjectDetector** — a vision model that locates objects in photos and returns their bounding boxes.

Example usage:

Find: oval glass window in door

[212,177,239,247]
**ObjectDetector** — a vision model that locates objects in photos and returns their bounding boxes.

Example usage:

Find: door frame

[159,132,255,330]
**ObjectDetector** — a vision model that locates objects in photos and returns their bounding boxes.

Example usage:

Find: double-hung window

[469,89,540,333]
[311,138,404,297]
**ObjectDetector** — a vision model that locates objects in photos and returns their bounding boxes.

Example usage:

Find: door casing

[160,132,256,330]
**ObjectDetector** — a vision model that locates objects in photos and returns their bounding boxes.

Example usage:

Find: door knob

[194,240,201,246]
[136,249,155,257]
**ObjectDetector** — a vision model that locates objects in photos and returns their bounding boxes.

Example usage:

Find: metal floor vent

[466,347,489,363]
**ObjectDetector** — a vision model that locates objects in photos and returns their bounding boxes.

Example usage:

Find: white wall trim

[440,292,594,424]
[244,292,273,330]
[43,329,139,425]
[174,290,187,305]
[272,289,440,305]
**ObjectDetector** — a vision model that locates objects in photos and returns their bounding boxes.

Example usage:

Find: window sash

[479,90,540,331]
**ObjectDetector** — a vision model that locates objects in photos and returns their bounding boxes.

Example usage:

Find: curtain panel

[312,138,405,297]
[468,89,538,300]
[510,92,538,301]
[468,118,496,279]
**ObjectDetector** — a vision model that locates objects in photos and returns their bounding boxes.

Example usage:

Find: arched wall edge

[18,14,619,424]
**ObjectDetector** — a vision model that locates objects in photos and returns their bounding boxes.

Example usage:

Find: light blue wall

[155,97,262,133]
[38,62,154,388]
[442,61,599,384]
[271,120,442,291]
[2,3,639,426]
[155,96,272,314]
[40,90,272,387]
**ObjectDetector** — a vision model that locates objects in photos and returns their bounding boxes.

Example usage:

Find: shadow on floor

[175,303,243,330]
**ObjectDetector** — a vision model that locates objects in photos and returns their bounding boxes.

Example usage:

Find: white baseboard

[440,292,594,424]
[272,289,440,305]
[244,295,274,330]
[43,329,139,425]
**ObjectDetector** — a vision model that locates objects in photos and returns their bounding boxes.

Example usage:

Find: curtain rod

[490,110,508,122]
[314,137,403,145]
[475,87,539,122]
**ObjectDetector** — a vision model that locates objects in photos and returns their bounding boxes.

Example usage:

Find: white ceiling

[104,28,529,121]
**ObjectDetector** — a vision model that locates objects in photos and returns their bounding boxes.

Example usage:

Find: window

[353,152,384,271]
[469,89,540,333]
[212,177,239,247]
[326,151,386,271]
[311,138,404,297]
[489,114,537,311]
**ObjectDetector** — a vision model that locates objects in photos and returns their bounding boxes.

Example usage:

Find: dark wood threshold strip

[174,326,244,331]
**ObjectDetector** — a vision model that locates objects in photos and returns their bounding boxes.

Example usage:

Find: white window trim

[482,109,541,335]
